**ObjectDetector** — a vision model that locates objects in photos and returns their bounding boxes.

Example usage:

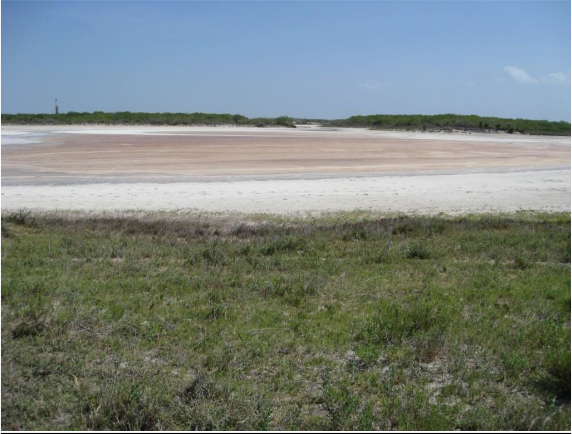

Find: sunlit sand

[2,125,570,214]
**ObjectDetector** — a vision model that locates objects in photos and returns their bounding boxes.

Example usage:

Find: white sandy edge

[2,170,570,215]
[3,124,570,146]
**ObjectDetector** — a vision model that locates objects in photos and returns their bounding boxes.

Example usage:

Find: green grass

[1,211,570,430]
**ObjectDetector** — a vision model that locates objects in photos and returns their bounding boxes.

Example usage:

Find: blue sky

[2,1,570,121]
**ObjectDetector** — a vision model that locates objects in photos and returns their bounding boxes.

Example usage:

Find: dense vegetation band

[2,112,570,135]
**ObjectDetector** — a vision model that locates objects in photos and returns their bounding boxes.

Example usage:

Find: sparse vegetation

[1,211,570,430]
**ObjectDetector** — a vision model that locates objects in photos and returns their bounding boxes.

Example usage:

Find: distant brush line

[326,114,571,136]
[2,112,570,135]
[1,112,297,128]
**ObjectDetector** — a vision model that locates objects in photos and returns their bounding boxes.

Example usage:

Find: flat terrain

[2,128,570,430]
[2,170,570,214]
[2,125,570,184]
[1,211,570,430]
[2,126,570,214]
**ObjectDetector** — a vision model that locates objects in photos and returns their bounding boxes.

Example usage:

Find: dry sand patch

[2,126,570,214]
[1,170,570,214]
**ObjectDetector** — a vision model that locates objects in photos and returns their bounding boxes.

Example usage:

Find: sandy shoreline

[2,169,569,215]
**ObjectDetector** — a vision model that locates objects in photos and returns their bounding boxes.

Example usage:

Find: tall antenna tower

[55,99,59,115]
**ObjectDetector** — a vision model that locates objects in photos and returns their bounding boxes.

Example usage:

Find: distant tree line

[326,114,570,136]
[1,111,296,128]
[3,111,570,136]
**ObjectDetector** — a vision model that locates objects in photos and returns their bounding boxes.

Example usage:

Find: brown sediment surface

[2,126,570,186]
[1,126,569,214]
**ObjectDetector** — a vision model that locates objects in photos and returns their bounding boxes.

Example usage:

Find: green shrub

[4,210,32,226]
[405,241,431,259]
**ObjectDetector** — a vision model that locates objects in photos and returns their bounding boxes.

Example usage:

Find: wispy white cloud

[503,66,538,84]
[358,80,391,92]
[503,66,569,86]
[541,72,567,84]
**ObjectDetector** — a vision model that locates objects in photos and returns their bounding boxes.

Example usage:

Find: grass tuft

[358,299,448,345]
[84,382,158,431]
